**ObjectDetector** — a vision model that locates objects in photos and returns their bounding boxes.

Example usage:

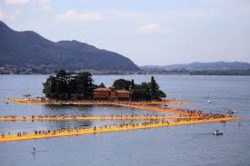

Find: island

[43,70,166,101]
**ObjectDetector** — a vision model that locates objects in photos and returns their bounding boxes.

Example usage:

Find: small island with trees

[43,70,166,101]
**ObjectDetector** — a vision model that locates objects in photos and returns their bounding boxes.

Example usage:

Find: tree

[113,79,131,90]
[131,89,151,101]
[43,71,95,100]
[149,76,166,100]
[75,72,94,100]
[156,90,167,98]
[68,77,78,100]
[150,76,158,100]
[56,69,67,78]
[43,76,56,98]
[99,82,106,88]
[130,79,135,89]
[43,70,72,100]
[129,76,166,101]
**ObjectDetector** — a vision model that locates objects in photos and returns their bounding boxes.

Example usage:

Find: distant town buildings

[93,88,130,100]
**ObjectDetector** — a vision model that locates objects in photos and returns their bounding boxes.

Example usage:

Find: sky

[0,0,250,65]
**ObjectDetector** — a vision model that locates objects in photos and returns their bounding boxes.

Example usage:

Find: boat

[31,147,36,155]
[23,88,31,98]
[207,100,212,104]
[23,93,31,98]
[213,130,223,136]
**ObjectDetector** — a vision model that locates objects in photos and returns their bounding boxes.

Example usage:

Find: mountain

[0,21,139,73]
[141,62,250,71]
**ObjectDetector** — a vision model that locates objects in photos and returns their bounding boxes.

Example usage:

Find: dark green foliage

[75,72,94,99]
[156,90,167,98]
[43,70,94,100]
[130,77,166,101]
[113,79,131,90]
[130,89,151,101]
[99,83,106,88]
[131,79,135,89]
[150,76,157,99]
[43,76,56,98]
[150,76,164,100]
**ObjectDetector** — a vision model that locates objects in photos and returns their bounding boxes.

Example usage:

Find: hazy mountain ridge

[141,62,250,71]
[0,21,139,73]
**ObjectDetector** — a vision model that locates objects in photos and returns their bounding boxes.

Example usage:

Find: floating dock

[0,98,240,143]
[4,98,191,106]
[4,98,194,115]
[0,115,197,121]
[0,117,239,142]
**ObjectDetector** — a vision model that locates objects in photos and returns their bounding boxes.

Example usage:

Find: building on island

[93,88,130,100]
[93,88,111,100]
[115,90,130,100]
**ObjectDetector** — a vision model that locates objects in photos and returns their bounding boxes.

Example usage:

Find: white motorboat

[213,130,223,136]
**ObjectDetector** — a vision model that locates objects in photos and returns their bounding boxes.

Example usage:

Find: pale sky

[0,0,250,65]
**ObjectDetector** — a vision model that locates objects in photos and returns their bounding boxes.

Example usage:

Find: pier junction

[0,98,240,142]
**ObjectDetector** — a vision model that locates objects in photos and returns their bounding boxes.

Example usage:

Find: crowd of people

[5,98,187,106]
[1,97,238,142]
[1,114,237,141]
[0,114,196,121]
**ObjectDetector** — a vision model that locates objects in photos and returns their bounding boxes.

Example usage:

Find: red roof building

[93,88,130,100]
[116,90,130,100]
[93,88,111,100]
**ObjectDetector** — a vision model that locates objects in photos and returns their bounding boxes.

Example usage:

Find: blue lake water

[0,75,250,166]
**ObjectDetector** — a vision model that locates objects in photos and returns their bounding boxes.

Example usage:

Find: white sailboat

[23,88,31,98]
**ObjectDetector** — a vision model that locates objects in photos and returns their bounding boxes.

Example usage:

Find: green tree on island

[149,76,166,100]
[130,79,135,89]
[43,70,94,100]
[130,77,166,101]
[113,79,131,90]
[43,75,57,99]
[98,82,106,88]
[150,76,158,99]
[75,72,95,100]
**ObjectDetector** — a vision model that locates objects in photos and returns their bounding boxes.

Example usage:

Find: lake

[0,75,250,166]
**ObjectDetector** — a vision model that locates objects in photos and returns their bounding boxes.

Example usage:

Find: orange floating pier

[1,97,240,143]
[115,103,194,115]
[4,98,192,115]
[0,115,197,121]
[4,98,191,106]
[0,117,240,142]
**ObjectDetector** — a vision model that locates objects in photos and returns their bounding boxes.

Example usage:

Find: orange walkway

[115,103,194,115]
[0,115,197,121]
[0,117,239,142]
[1,97,240,143]
[4,98,191,106]
[4,98,192,115]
